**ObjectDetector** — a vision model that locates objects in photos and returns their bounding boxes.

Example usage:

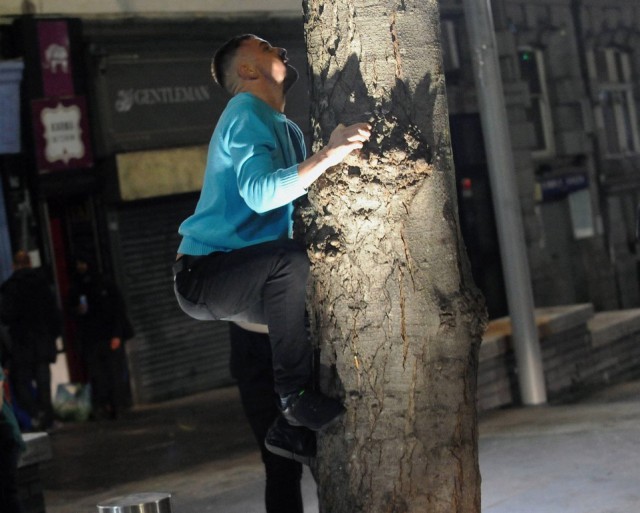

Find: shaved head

[212,34,255,93]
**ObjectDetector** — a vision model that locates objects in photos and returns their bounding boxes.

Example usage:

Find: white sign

[114,85,211,113]
[41,102,85,164]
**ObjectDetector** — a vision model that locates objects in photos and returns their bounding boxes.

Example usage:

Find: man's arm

[297,123,371,189]
[231,110,308,213]
[231,108,370,213]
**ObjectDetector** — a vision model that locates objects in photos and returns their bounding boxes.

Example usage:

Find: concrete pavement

[479,380,640,512]
[40,379,640,512]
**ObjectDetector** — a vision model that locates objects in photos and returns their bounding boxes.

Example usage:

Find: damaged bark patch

[298,113,433,263]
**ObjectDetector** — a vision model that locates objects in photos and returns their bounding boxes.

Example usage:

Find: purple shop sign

[31,96,94,173]
[38,20,75,98]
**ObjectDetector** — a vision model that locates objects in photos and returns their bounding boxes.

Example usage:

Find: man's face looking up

[237,36,298,92]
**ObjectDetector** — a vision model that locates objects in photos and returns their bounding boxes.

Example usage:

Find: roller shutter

[113,194,232,403]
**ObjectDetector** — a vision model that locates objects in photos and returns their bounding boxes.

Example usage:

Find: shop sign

[31,96,93,172]
[37,20,75,98]
[93,53,227,155]
[113,85,212,113]
[538,173,589,202]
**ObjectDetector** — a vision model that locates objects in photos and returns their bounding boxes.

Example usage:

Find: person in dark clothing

[0,250,61,431]
[68,256,133,420]
[229,322,314,513]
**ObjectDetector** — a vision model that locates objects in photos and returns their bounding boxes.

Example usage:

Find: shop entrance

[47,195,106,383]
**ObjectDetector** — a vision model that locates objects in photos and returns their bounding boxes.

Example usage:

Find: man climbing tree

[298,1,487,511]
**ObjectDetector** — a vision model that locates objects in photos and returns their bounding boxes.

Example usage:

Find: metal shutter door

[114,195,232,403]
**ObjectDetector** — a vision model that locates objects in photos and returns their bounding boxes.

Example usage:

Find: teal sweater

[178,93,308,255]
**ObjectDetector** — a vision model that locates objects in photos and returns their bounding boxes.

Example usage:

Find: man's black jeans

[173,239,311,396]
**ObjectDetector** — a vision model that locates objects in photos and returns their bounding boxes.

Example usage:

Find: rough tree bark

[296,1,487,512]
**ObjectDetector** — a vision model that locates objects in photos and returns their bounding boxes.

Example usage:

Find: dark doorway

[450,113,508,319]
[47,195,106,383]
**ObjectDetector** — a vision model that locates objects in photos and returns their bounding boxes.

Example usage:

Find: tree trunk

[297,1,487,512]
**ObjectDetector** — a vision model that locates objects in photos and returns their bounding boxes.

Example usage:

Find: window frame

[518,46,556,159]
[587,47,640,157]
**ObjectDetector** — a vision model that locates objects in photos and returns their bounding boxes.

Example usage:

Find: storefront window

[588,47,640,156]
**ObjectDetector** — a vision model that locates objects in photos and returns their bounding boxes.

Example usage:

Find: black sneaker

[264,415,317,466]
[281,389,345,431]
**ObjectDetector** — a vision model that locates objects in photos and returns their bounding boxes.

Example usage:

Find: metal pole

[461,0,547,405]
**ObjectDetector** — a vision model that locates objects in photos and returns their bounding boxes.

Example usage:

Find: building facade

[0,0,638,403]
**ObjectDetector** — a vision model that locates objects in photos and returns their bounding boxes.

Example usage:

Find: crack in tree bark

[399,266,409,368]
[389,10,403,79]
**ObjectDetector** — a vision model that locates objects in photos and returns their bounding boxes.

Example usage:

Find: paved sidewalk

[479,380,640,512]
[41,380,640,512]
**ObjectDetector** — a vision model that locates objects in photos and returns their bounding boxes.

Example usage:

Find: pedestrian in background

[229,323,316,513]
[68,255,134,420]
[0,250,61,431]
